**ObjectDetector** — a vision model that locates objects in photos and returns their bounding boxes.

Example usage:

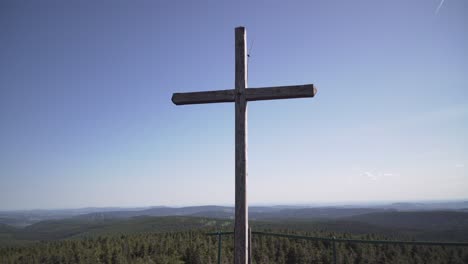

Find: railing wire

[207,231,468,264]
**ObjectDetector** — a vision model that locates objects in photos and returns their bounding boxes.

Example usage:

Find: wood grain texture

[170,27,318,264]
[246,84,316,101]
[171,89,235,105]
[171,84,316,105]
[234,26,248,264]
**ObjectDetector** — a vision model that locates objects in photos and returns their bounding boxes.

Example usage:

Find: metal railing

[207,230,468,264]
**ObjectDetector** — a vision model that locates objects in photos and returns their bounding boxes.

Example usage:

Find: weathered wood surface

[171,84,315,105]
[234,26,248,264]
[246,84,316,101]
[170,26,318,264]
[171,89,235,105]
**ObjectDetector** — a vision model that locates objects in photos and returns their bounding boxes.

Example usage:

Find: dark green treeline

[1,230,467,264]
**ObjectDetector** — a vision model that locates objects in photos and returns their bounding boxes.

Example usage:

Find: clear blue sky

[0,0,466,210]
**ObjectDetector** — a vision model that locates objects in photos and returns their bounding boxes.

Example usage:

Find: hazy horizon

[1,0,467,210]
[2,198,468,212]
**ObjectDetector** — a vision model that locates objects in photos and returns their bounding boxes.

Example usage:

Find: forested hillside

[0,217,231,247]
[1,229,467,264]
[1,216,468,263]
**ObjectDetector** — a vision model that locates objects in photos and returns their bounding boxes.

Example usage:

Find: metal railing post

[332,236,337,264]
[207,230,468,264]
[217,232,222,264]
[248,227,252,264]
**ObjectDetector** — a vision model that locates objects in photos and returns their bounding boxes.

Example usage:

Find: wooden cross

[171,27,317,264]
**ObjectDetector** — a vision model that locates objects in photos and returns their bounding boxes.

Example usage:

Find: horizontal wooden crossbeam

[171,89,235,105]
[171,84,316,105]
[245,84,317,102]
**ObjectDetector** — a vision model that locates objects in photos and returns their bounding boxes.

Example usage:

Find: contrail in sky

[435,0,446,14]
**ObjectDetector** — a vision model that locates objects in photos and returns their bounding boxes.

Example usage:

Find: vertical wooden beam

[234,26,248,264]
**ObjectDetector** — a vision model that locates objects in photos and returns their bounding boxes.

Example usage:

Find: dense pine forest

[1,222,468,263]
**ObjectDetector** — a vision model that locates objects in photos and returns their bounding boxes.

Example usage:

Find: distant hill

[343,211,468,242]
[76,206,394,221]
[0,207,156,227]
[2,201,468,228]
[0,216,232,246]
[190,210,234,219]
[76,205,234,220]
[0,223,17,233]
[251,207,393,220]
[379,201,468,211]
[1,209,468,247]
[346,211,468,230]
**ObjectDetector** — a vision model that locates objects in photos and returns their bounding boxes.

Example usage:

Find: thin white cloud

[455,164,465,168]
[360,170,397,181]
[435,0,446,14]
[362,171,378,181]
